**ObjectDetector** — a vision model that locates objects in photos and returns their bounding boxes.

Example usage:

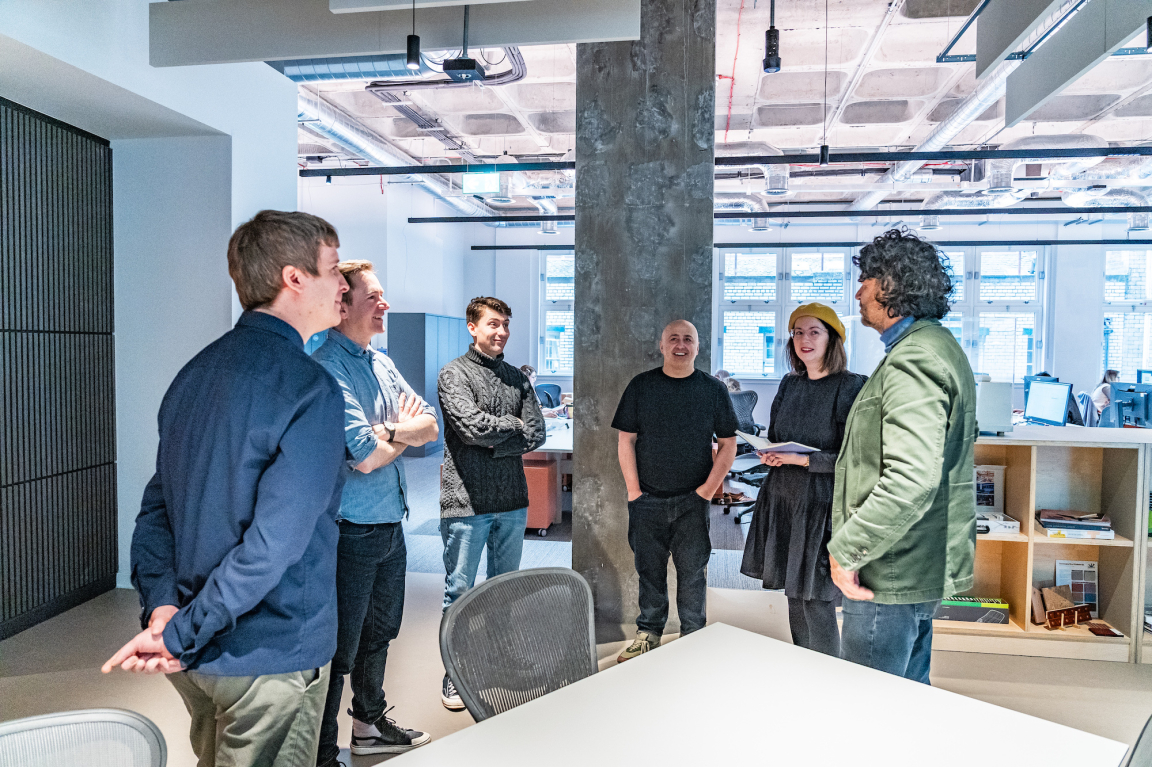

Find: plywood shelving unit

[931,427,1150,663]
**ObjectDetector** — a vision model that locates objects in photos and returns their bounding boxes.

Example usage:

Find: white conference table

[534,417,573,453]
[393,623,1129,767]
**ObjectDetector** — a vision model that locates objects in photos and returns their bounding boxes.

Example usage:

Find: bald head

[659,319,699,376]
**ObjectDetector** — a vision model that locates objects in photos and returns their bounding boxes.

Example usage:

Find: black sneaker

[442,674,466,711]
[349,707,431,755]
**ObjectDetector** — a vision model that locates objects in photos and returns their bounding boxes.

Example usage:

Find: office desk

[393,623,1129,767]
[532,417,573,454]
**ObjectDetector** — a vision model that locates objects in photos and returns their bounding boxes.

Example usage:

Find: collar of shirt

[880,315,916,353]
[327,327,371,358]
[237,310,305,351]
[466,343,504,369]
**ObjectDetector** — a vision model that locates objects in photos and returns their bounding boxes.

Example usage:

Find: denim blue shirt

[880,315,916,353]
[311,329,435,524]
[131,311,346,676]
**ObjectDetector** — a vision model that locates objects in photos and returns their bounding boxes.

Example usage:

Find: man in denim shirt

[311,260,438,764]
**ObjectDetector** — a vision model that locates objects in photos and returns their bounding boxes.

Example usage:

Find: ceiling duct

[1060,188,1151,232]
[920,189,1029,208]
[849,59,1018,212]
[763,165,790,197]
[297,90,493,219]
[985,134,1109,193]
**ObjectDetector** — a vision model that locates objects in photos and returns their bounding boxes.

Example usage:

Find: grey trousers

[167,663,331,767]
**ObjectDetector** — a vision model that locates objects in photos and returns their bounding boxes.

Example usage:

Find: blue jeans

[441,508,528,612]
[840,597,941,684]
[627,491,712,637]
[318,521,407,765]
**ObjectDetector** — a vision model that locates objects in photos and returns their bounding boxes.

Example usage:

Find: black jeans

[627,491,711,637]
[317,521,407,765]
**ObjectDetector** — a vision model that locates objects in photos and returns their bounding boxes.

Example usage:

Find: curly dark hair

[853,228,953,320]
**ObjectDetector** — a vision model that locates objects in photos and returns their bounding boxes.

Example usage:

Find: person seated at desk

[520,364,564,418]
[740,303,865,657]
[1091,369,1119,415]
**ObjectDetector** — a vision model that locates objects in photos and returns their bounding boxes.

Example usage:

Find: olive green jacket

[828,319,978,604]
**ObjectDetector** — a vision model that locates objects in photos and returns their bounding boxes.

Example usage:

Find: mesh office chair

[440,567,597,721]
[0,708,166,767]
[729,390,765,452]
[536,384,562,408]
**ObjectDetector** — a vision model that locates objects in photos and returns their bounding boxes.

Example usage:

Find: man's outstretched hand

[830,554,875,601]
[102,604,184,675]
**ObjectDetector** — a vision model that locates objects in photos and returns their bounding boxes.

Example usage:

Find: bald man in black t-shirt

[612,320,739,662]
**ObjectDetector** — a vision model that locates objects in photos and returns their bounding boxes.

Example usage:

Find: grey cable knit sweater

[438,345,547,518]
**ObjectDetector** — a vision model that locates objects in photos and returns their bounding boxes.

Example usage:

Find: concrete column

[572,0,716,639]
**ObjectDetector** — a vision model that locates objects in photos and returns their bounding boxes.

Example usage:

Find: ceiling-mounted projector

[443,57,486,82]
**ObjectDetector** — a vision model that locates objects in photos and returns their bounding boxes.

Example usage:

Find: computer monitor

[1022,374,1057,409]
[1139,370,1152,384]
[1024,381,1074,426]
[1102,383,1152,428]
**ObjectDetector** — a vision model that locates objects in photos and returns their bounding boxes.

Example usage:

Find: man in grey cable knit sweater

[437,296,546,710]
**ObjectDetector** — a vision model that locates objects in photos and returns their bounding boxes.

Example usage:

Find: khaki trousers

[167,663,331,767]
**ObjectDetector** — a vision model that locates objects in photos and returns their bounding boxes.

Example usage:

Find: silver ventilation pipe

[920,189,1029,208]
[986,134,1108,192]
[849,59,1018,212]
[297,91,494,219]
[1061,188,1151,232]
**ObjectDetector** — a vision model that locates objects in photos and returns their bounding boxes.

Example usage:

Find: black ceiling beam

[469,240,1152,251]
[300,146,1152,178]
[409,206,1152,224]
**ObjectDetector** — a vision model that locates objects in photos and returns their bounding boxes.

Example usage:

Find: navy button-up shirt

[311,329,434,524]
[130,311,346,676]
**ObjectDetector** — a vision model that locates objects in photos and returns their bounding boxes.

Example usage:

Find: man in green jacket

[828,229,977,684]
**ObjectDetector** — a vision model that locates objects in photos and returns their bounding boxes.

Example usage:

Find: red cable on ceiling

[723,0,746,145]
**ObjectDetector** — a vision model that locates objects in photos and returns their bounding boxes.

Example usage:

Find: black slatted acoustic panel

[0,96,117,640]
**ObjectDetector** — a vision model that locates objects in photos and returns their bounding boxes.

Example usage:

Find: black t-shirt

[611,368,739,497]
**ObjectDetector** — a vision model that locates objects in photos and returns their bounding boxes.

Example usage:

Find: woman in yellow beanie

[740,302,866,656]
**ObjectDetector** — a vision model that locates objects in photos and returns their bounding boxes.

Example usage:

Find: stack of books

[1036,510,1115,540]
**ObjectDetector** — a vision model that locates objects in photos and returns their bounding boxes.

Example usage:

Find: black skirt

[740,464,839,602]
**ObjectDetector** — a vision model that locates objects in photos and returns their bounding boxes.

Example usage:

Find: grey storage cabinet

[387,313,470,457]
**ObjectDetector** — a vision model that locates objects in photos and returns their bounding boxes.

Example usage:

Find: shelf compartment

[1031,521,1133,548]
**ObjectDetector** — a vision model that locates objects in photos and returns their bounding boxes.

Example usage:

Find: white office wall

[113,136,235,588]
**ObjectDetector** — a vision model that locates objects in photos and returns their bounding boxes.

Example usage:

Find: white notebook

[736,431,818,454]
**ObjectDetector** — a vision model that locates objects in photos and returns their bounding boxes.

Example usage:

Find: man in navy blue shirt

[104,210,350,767]
[311,261,437,764]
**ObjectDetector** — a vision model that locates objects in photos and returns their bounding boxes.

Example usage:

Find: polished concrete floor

[3,577,1151,766]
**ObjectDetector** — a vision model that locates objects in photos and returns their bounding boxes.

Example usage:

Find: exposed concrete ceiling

[298,0,1152,205]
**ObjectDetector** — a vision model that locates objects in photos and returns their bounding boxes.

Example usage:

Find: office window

[790,252,846,304]
[718,247,851,378]
[1103,313,1152,381]
[942,312,963,345]
[722,311,775,376]
[541,251,574,374]
[542,309,574,375]
[978,312,1035,383]
[979,250,1038,302]
[545,252,574,301]
[723,251,776,302]
[941,251,964,302]
[1104,250,1152,303]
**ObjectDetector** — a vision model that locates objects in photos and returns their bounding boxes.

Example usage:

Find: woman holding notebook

[740,303,866,656]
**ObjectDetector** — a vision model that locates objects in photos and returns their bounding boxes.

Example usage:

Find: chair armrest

[754,423,766,435]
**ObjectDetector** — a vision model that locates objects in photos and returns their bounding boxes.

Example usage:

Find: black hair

[853,228,953,320]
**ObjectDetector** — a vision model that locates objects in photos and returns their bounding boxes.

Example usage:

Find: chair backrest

[1076,391,1099,427]
[440,567,597,721]
[536,384,561,408]
[1125,711,1152,767]
[729,389,759,433]
[0,709,166,767]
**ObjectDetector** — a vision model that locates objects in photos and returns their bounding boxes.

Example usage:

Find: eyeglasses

[789,328,828,340]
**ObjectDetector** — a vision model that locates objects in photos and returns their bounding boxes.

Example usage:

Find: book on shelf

[1037,510,1112,530]
[1039,526,1116,540]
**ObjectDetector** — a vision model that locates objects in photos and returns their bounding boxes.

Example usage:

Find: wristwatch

[384,423,396,443]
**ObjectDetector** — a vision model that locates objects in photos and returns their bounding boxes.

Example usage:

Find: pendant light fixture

[406,0,421,70]
[819,0,830,166]
[763,0,781,73]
